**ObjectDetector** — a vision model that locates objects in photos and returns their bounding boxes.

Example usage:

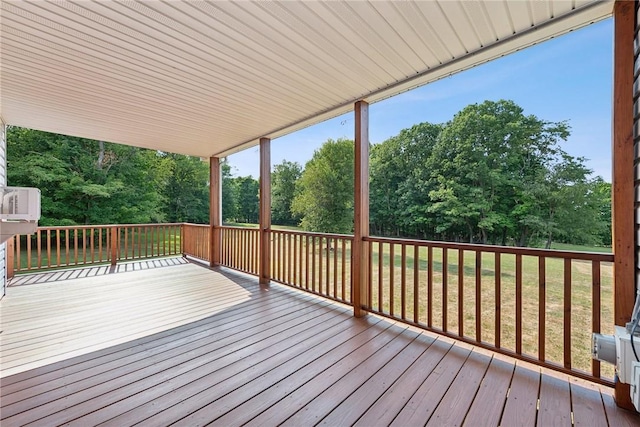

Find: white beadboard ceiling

[0,0,613,158]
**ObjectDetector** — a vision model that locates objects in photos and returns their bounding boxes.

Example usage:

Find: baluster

[539,257,546,361]
[495,252,501,349]
[515,254,523,355]
[389,243,394,317]
[475,250,481,342]
[427,246,433,328]
[458,248,464,337]
[564,258,572,369]
[414,245,419,324]
[401,244,406,320]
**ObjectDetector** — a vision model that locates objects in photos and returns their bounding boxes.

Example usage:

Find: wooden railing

[363,236,615,384]
[5,222,616,384]
[7,223,183,275]
[182,223,209,262]
[219,226,260,276]
[270,230,353,305]
[182,226,353,304]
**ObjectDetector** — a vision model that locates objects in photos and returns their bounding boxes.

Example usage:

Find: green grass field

[549,242,612,253]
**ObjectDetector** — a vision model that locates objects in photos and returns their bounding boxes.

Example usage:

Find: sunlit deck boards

[0,258,234,376]
[1,262,638,426]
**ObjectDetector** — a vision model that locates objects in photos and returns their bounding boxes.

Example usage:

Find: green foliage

[370,122,442,237]
[7,127,171,225]
[369,100,611,247]
[233,176,260,223]
[219,161,259,224]
[221,161,238,222]
[428,100,572,244]
[592,179,612,246]
[162,154,210,223]
[292,138,354,233]
[272,160,302,226]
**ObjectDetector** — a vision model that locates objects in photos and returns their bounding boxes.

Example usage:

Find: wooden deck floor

[1,261,638,426]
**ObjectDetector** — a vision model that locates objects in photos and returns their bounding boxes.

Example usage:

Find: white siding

[0,120,6,298]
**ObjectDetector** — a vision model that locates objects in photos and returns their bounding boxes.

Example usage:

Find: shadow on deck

[8,256,189,287]
[1,260,637,426]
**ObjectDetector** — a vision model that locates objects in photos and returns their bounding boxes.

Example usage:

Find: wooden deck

[1,261,638,426]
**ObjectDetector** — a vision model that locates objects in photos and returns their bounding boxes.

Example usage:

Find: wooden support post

[110,227,118,266]
[259,138,271,285]
[613,0,636,410]
[209,157,221,267]
[6,236,14,280]
[353,100,370,317]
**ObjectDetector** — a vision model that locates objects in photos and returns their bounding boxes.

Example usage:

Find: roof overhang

[0,0,613,158]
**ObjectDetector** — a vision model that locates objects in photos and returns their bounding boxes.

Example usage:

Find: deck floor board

[570,377,609,427]
[501,363,541,425]
[0,260,636,426]
[463,355,515,426]
[318,333,436,427]
[537,370,572,427]
[426,350,492,426]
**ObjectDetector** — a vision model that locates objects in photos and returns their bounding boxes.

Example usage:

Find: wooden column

[259,138,271,285]
[209,157,221,267]
[612,0,636,409]
[353,100,370,317]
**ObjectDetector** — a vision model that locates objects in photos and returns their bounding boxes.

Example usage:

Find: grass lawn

[549,242,612,253]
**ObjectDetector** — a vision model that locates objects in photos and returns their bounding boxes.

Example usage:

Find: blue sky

[228,18,613,182]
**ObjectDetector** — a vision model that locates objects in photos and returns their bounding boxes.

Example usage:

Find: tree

[161,154,209,223]
[370,122,441,237]
[292,138,354,233]
[591,179,612,246]
[271,160,302,226]
[427,100,570,244]
[233,176,259,223]
[7,127,170,225]
[534,158,609,248]
[221,160,238,222]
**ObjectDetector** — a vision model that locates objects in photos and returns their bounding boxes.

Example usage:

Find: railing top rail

[364,236,614,262]
[34,223,184,231]
[269,228,355,240]
[182,223,210,228]
[215,225,352,240]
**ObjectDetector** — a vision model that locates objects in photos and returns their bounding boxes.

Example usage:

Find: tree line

[6,99,611,248]
[269,100,611,248]
[7,126,261,227]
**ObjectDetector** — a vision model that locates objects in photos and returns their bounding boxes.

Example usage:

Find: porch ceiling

[0,0,612,158]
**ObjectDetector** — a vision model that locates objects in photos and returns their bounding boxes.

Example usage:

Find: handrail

[364,236,613,261]
[34,223,184,231]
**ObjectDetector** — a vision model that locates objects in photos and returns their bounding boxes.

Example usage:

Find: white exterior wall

[0,120,6,298]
